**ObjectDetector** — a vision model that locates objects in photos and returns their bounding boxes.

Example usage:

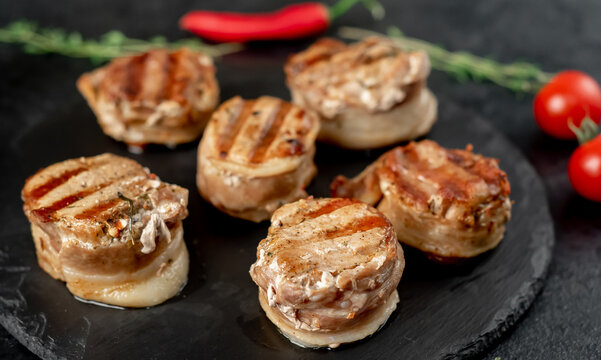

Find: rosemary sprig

[329,0,385,21]
[117,192,135,245]
[0,20,242,64]
[339,26,555,94]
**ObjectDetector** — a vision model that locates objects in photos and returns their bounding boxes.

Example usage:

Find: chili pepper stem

[329,0,385,21]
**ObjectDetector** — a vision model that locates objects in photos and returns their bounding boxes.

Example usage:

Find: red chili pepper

[180,0,383,43]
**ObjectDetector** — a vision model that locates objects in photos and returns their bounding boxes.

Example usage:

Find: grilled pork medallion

[77,48,219,150]
[22,154,189,307]
[197,96,319,222]
[285,37,437,149]
[250,198,405,348]
[331,140,512,262]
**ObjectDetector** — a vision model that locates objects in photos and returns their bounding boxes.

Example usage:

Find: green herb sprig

[0,21,242,64]
[339,26,555,94]
[329,0,386,21]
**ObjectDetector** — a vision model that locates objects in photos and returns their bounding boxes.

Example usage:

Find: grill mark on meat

[163,51,178,102]
[65,175,151,221]
[392,172,429,205]
[286,37,431,117]
[125,50,192,105]
[216,99,257,158]
[303,52,334,67]
[30,169,148,223]
[446,149,510,195]
[416,160,481,202]
[31,179,117,223]
[288,37,400,80]
[24,167,88,202]
[272,109,309,158]
[122,52,149,100]
[207,96,317,165]
[289,53,333,76]
[389,145,484,204]
[147,50,170,103]
[249,102,293,163]
[322,215,388,241]
[87,48,216,128]
[286,38,345,77]
[302,198,361,221]
[274,211,386,252]
[443,150,488,191]
[383,151,430,205]
[351,38,388,66]
[277,109,309,156]
[370,141,511,211]
[252,198,399,305]
[165,50,189,105]
[436,177,470,202]
[73,197,122,220]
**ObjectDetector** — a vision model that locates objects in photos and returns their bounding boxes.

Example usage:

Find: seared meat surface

[250,197,404,348]
[77,48,219,148]
[285,37,437,149]
[331,140,512,262]
[197,96,319,222]
[22,153,190,307]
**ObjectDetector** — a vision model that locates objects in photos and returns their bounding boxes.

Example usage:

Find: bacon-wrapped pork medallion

[285,37,437,149]
[331,140,512,262]
[250,197,405,348]
[22,154,189,307]
[197,96,319,222]
[77,48,219,150]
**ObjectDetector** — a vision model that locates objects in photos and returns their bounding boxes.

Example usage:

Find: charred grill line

[24,167,88,202]
[249,102,293,163]
[21,153,191,308]
[32,187,105,223]
[30,170,148,223]
[286,38,346,77]
[151,50,170,103]
[163,51,178,103]
[123,52,148,101]
[389,144,506,207]
[165,50,190,105]
[74,198,122,220]
[216,98,257,158]
[285,215,389,247]
[302,198,360,221]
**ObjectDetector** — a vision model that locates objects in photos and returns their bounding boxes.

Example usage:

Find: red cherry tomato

[534,70,601,139]
[568,135,601,201]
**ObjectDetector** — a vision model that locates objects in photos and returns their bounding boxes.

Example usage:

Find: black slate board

[0,51,554,360]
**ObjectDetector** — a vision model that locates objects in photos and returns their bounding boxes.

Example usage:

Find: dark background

[1,0,600,359]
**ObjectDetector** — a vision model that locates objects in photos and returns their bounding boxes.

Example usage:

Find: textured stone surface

[0,93,553,360]
[0,0,598,358]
